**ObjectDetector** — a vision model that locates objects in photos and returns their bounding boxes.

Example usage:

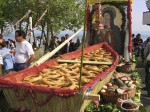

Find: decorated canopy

[87,0,134,4]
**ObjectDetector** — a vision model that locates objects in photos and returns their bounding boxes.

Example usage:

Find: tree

[0,1,8,33]
[0,0,84,41]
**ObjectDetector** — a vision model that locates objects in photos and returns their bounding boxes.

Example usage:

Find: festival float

[0,0,143,112]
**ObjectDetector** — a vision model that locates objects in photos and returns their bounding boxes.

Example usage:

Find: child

[1,42,14,75]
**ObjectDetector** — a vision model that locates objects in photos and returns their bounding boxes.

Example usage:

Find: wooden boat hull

[0,42,118,112]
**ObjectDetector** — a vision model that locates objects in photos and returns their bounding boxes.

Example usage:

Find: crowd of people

[0,31,81,75]
[48,34,81,54]
[32,34,81,55]
[132,33,143,57]
[143,36,150,97]
[0,30,35,75]
[132,33,150,97]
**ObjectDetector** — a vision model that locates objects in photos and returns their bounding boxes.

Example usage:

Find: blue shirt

[1,47,14,70]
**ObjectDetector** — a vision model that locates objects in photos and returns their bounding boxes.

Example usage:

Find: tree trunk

[50,25,54,38]
[44,30,46,39]
[14,25,17,31]
[25,20,29,35]
[19,21,22,30]
[33,13,39,28]
[40,25,45,45]
[1,27,3,34]
[1,22,4,34]
[47,23,50,46]
[41,25,44,37]
[33,30,35,42]
[1,23,3,34]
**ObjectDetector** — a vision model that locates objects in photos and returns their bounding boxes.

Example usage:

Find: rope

[31,90,52,106]
[118,98,142,111]
[79,0,88,92]
[13,88,29,101]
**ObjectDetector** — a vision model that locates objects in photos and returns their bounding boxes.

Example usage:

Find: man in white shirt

[0,34,3,75]
[0,34,3,65]
[14,30,35,71]
[0,51,3,75]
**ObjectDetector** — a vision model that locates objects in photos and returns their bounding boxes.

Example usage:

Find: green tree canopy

[0,0,84,36]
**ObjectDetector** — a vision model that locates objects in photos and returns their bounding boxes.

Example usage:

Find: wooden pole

[29,16,33,45]
[33,27,84,66]
[84,93,100,101]
[13,10,31,26]
[128,0,132,54]
[79,0,87,92]
[27,9,47,37]
[33,9,47,28]
[124,29,130,62]
[2,10,31,35]
[57,59,112,65]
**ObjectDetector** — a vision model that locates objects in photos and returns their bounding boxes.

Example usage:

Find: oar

[57,59,112,65]
[32,27,83,66]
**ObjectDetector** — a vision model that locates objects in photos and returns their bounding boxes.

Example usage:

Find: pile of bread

[74,48,113,62]
[23,63,109,90]
[22,48,113,90]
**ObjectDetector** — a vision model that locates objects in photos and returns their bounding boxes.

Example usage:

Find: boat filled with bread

[0,42,118,112]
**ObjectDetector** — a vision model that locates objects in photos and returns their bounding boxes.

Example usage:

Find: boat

[0,42,118,112]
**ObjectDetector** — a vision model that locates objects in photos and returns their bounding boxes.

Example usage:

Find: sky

[132,0,150,34]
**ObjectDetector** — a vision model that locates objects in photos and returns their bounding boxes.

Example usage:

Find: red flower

[102,92,107,95]
[124,89,129,93]
[93,101,99,106]
[105,83,110,87]
[128,106,137,109]
[132,82,136,85]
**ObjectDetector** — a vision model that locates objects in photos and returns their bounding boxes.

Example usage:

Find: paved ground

[136,58,150,112]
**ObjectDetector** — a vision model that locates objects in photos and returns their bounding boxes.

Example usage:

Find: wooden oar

[57,59,112,65]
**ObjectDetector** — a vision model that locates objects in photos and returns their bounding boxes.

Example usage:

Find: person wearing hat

[144,37,150,96]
